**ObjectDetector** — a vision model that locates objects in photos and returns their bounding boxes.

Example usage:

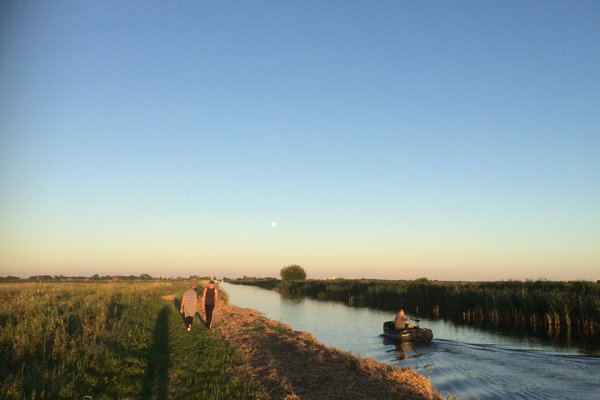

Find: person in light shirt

[180,283,198,331]
[394,309,415,330]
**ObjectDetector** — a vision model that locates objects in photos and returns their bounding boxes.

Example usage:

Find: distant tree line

[225,265,307,289]
[0,274,213,282]
[225,277,280,290]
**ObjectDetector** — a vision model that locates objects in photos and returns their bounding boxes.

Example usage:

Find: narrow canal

[222,282,600,400]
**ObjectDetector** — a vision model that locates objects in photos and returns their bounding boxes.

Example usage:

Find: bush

[280,265,307,281]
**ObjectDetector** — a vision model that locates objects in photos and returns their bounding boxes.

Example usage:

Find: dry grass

[212,303,444,400]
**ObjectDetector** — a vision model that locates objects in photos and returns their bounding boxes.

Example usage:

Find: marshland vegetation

[229,278,600,336]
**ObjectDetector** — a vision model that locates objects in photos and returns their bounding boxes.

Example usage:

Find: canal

[222,282,600,400]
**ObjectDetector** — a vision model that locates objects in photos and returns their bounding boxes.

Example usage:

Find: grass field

[0,281,266,400]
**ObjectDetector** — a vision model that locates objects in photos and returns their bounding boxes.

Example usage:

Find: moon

[271,221,278,228]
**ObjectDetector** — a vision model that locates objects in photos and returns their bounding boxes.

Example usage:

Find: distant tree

[140,273,152,280]
[280,265,307,281]
[29,275,54,281]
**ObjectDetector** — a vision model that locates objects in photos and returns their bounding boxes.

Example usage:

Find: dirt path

[210,303,444,400]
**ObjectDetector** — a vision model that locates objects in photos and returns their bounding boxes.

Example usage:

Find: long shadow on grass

[142,305,170,399]
[173,298,186,326]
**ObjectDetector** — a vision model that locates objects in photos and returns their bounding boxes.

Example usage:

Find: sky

[1,1,599,281]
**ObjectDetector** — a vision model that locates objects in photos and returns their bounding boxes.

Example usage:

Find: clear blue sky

[1,1,599,280]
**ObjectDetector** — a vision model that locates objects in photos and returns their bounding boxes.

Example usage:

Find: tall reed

[272,279,600,336]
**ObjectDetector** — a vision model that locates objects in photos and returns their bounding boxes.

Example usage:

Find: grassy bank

[0,281,265,399]
[229,278,600,336]
[211,302,443,399]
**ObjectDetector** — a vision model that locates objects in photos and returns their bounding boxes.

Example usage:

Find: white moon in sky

[271,221,277,228]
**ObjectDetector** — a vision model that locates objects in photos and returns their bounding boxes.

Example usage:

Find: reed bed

[234,279,600,336]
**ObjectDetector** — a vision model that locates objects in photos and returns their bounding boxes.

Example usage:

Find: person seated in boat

[394,309,415,330]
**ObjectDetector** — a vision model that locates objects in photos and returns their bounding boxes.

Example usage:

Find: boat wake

[381,338,600,400]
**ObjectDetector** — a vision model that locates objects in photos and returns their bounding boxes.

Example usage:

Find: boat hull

[382,321,433,342]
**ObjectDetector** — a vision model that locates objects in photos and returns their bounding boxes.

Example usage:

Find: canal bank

[211,301,443,399]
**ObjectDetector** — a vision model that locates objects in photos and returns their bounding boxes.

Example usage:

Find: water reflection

[223,283,600,400]
[383,340,429,361]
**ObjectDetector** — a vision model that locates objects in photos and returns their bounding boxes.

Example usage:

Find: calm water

[222,283,600,400]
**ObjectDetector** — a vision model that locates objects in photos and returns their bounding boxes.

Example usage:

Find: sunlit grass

[0,281,265,399]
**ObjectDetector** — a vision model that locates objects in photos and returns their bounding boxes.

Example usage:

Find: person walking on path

[180,283,198,331]
[201,280,219,329]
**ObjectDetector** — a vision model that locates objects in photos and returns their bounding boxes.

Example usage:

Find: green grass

[0,281,266,400]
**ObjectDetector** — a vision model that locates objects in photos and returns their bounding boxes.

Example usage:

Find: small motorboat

[382,320,433,342]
